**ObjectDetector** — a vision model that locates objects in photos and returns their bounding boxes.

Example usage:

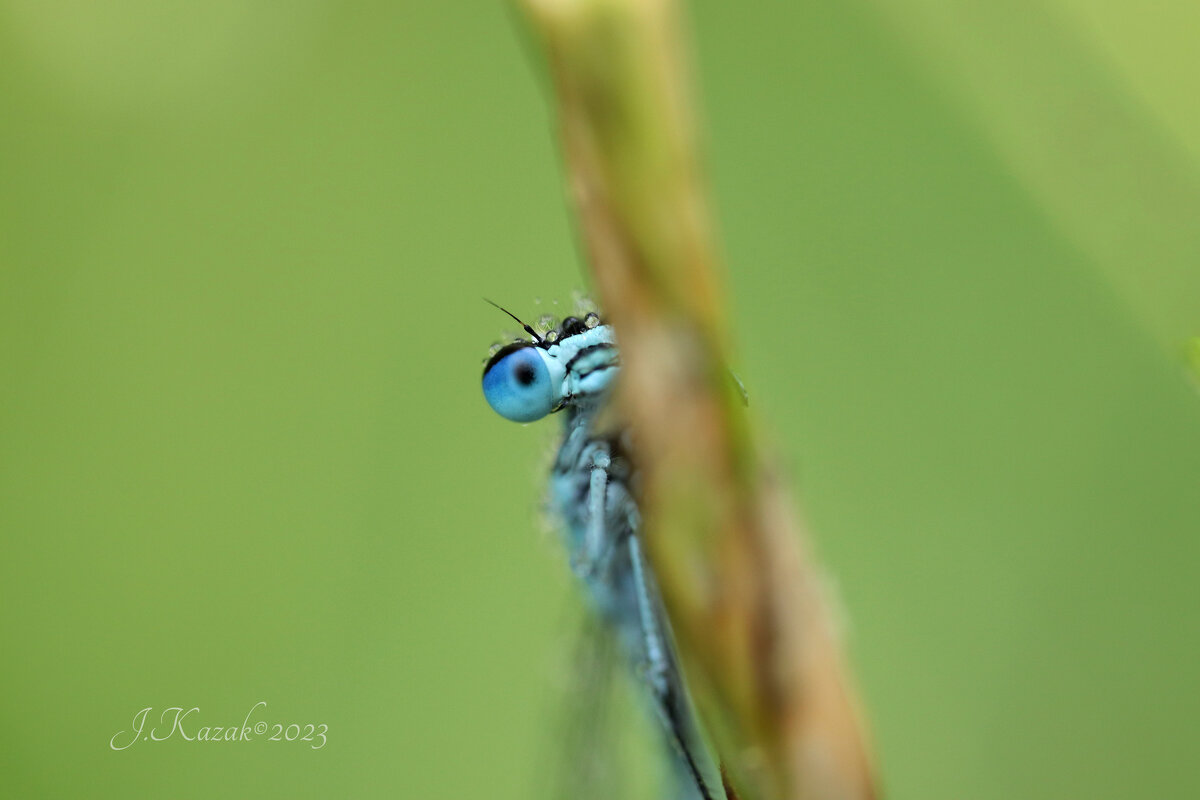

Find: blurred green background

[2,2,1198,798]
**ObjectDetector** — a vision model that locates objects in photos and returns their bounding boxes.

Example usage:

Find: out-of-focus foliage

[1,2,1197,799]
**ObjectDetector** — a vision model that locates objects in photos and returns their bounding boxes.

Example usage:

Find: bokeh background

[2,2,1199,798]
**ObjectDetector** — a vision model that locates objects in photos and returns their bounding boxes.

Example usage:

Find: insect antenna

[484,298,545,345]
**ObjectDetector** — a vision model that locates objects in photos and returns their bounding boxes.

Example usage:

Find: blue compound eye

[482,344,555,422]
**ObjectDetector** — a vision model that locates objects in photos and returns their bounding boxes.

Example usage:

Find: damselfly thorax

[482,305,726,800]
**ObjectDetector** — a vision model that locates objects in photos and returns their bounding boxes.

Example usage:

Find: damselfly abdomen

[482,305,726,800]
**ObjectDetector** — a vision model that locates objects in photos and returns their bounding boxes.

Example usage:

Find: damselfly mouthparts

[482,304,727,800]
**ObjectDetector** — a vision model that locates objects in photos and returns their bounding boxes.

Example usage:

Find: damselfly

[482,302,728,800]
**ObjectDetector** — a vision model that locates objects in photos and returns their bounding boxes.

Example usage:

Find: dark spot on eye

[514,361,537,386]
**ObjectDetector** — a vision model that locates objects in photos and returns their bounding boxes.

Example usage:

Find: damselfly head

[481,300,617,423]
